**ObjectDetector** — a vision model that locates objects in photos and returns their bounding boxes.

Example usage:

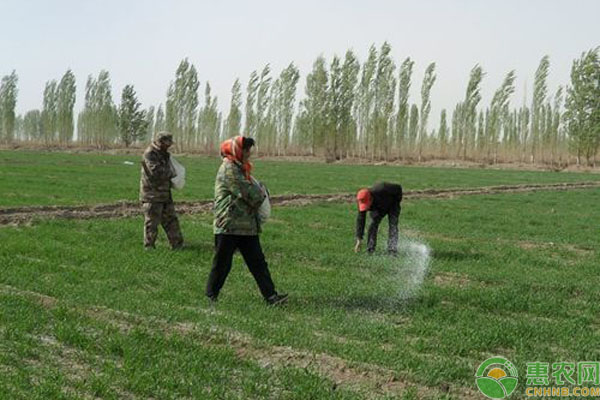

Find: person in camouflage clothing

[140,132,184,250]
[205,136,288,305]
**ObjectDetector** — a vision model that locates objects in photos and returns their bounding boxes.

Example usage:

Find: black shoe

[207,295,218,304]
[266,293,288,306]
[144,245,156,251]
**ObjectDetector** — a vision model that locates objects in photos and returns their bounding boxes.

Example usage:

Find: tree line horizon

[0,42,598,165]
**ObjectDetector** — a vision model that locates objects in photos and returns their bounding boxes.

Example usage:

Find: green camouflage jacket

[140,144,174,203]
[213,159,265,236]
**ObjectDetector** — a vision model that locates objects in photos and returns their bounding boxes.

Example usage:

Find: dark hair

[242,137,255,150]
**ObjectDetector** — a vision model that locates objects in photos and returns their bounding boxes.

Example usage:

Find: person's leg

[143,202,163,248]
[387,201,401,254]
[161,201,184,249]
[366,210,384,253]
[237,235,277,299]
[205,235,237,300]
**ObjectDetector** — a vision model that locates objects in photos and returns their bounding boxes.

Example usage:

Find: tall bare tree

[564,48,600,165]
[56,69,76,144]
[438,109,448,156]
[166,58,199,150]
[226,78,242,137]
[198,82,220,153]
[244,71,259,137]
[395,57,414,158]
[530,55,550,163]
[301,56,329,155]
[357,45,377,157]
[418,62,436,161]
[275,63,300,155]
[488,70,516,163]
[255,64,272,150]
[371,42,396,160]
[41,80,58,144]
[459,65,484,160]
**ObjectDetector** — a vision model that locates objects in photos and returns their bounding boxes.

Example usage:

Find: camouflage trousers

[142,201,183,249]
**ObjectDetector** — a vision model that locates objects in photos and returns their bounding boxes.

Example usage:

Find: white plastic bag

[252,178,271,224]
[170,156,186,190]
[258,191,271,224]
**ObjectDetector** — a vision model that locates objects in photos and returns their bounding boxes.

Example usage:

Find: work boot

[266,293,288,306]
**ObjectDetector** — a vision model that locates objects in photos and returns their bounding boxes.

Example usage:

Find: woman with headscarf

[205,136,288,305]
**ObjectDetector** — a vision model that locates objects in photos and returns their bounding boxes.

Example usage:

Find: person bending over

[354,182,403,255]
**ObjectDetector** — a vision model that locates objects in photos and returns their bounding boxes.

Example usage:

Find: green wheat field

[1,150,598,399]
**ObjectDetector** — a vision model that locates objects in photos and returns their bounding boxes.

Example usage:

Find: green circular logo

[475,356,519,399]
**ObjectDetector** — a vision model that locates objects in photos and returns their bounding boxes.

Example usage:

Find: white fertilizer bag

[170,157,186,190]
[258,191,271,224]
[252,178,271,224]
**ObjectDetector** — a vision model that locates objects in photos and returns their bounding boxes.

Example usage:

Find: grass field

[2,150,600,207]
[0,150,598,399]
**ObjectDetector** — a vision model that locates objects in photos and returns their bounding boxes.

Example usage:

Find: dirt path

[1,181,599,225]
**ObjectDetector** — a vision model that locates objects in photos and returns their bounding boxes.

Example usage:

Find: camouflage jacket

[139,144,174,203]
[213,159,266,236]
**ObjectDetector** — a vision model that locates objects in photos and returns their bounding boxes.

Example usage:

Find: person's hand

[354,239,362,253]
[253,177,267,197]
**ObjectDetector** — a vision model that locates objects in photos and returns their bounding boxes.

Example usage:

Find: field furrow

[1,181,599,225]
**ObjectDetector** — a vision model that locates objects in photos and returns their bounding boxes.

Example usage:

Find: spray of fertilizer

[366,234,431,303]
[394,238,431,299]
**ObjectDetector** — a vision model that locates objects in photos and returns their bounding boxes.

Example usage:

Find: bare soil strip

[1,181,599,225]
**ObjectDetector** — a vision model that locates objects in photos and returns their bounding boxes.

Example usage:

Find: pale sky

[2,0,599,129]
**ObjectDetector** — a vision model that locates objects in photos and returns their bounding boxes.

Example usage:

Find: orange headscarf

[220,136,253,181]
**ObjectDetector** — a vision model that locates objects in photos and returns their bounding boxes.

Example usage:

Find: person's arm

[354,210,367,252]
[227,164,265,209]
[393,183,403,201]
[356,210,367,240]
[143,151,172,182]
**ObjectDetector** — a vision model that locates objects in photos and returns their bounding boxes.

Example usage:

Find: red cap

[356,189,372,212]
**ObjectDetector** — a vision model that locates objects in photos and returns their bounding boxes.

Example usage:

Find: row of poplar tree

[1,43,599,165]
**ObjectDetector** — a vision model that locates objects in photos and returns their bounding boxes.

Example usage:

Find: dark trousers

[367,201,401,253]
[142,201,183,249]
[206,234,276,299]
